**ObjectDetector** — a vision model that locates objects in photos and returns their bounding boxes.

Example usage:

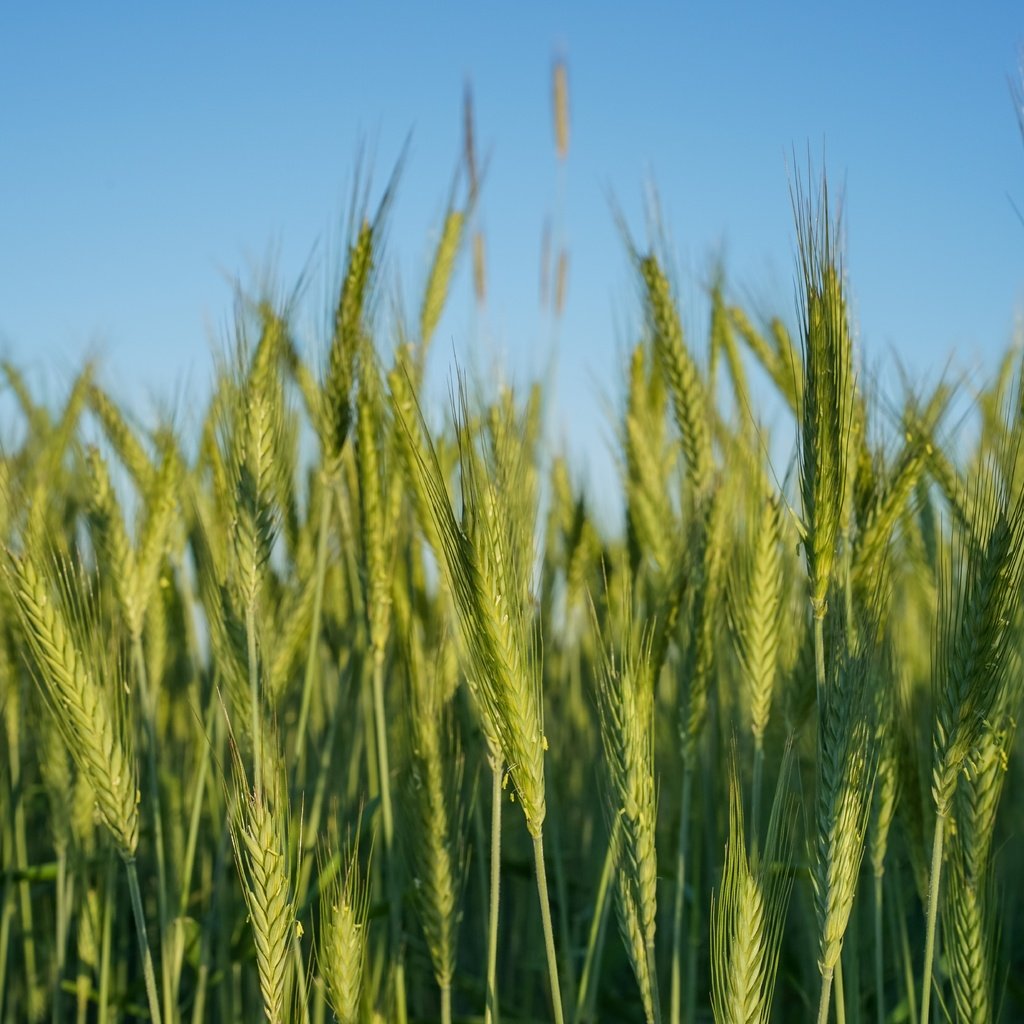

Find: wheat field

[2,86,1024,1024]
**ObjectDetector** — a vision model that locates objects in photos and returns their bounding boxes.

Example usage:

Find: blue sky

[2,4,1022,509]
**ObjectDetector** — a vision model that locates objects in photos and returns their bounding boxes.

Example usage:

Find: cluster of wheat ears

[3,77,1024,1024]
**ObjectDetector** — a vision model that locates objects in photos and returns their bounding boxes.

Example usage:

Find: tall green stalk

[534,834,566,1024]
[295,480,333,776]
[486,763,503,1024]
[371,650,407,1024]
[125,857,163,1024]
[670,766,693,1024]
[918,816,945,1024]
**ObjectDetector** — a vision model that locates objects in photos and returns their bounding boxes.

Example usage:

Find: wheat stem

[98,855,116,1024]
[919,814,945,1024]
[834,956,846,1024]
[751,738,765,850]
[575,819,618,1024]
[485,763,502,1024]
[125,858,163,1024]
[817,967,834,1024]
[5,695,41,1022]
[372,649,407,1024]
[874,874,885,1024]
[533,833,566,1024]
[295,480,332,777]
[130,634,172,1024]
[670,765,693,1024]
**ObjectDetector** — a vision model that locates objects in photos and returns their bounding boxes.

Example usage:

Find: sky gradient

[2,4,1022,508]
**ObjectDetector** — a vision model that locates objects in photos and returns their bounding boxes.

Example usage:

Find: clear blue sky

[2,4,1022,509]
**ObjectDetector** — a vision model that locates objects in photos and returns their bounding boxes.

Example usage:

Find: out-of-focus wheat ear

[134,443,182,633]
[2,359,50,437]
[624,340,676,575]
[639,251,713,499]
[793,172,854,621]
[267,567,318,705]
[228,737,295,1024]
[463,79,478,198]
[472,230,487,305]
[355,337,392,660]
[552,56,570,160]
[853,386,949,617]
[87,381,156,494]
[85,445,140,636]
[5,550,139,860]
[320,835,370,1024]
[710,748,796,1024]
[679,481,725,763]
[420,206,465,351]
[388,351,443,557]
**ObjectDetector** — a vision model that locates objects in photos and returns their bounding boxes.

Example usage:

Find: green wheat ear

[320,832,371,1024]
[591,577,660,1024]
[6,548,139,860]
[793,172,854,620]
[638,250,713,499]
[711,747,797,1024]
[228,732,296,1024]
[393,372,547,836]
[814,610,880,985]
[400,619,466,1008]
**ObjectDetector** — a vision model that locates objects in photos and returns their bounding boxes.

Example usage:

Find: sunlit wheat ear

[624,340,676,575]
[229,303,286,611]
[321,165,400,468]
[420,206,465,350]
[393,374,546,835]
[793,173,854,619]
[711,749,796,1024]
[320,834,371,1024]
[727,487,784,746]
[323,216,372,467]
[638,251,713,498]
[228,735,295,1024]
[6,549,138,860]
[591,584,660,1024]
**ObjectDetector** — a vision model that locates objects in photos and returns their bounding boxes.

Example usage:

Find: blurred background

[1,3,1022,519]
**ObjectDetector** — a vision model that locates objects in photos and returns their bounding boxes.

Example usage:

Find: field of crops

[3,87,1024,1024]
